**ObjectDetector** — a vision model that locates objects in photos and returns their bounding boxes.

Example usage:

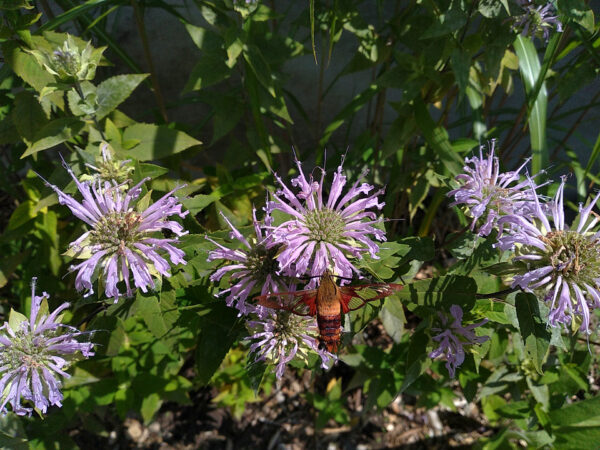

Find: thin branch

[475,287,519,299]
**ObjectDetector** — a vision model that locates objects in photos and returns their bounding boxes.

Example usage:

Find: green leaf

[140,393,162,424]
[514,35,548,175]
[0,432,28,450]
[181,193,222,215]
[6,199,36,230]
[121,123,201,161]
[184,57,230,92]
[37,0,113,32]
[398,328,430,393]
[0,251,28,288]
[1,41,53,92]
[243,45,276,97]
[515,293,550,374]
[450,48,471,100]
[95,74,148,120]
[478,0,507,17]
[21,117,84,158]
[12,90,48,143]
[195,302,244,385]
[134,293,168,339]
[320,84,379,148]
[380,299,405,343]
[558,0,596,32]
[8,308,28,332]
[421,8,467,39]
[397,275,477,311]
[413,98,462,176]
[246,357,268,394]
[549,395,600,427]
[550,395,600,449]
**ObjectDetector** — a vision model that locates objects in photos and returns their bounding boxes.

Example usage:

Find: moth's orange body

[255,270,403,353]
[315,271,344,352]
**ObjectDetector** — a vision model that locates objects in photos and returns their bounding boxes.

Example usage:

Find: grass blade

[514,35,548,174]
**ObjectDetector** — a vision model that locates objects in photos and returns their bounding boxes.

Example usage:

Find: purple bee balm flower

[514,1,562,42]
[0,278,94,416]
[207,209,290,316]
[448,141,545,236]
[497,179,600,334]
[246,310,335,379]
[429,305,489,378]
[268,157,386,287]
[40,159,188,302]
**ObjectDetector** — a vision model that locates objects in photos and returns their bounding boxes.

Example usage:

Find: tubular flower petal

[246,311,335,379]
[513,1,562,43]
[448,141,546,236]
[429,305,489,378]
[207,208,290,316]
[268,157,386,287]
[0,279,94,416]
[40,160,188,302]
[497,179,600,334]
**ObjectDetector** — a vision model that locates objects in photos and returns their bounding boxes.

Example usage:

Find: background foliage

[1,0,600,447]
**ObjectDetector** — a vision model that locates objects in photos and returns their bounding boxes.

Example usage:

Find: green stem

[74,81,106,141]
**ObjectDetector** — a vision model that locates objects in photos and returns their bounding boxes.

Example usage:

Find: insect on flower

[254,270,402,352]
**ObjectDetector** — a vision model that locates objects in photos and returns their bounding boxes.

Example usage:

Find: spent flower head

[448,141,545,236]
[29,34,105,83]
[246,310,335,379]
[207,209,290,315]
[0,278,94,416]
[268,157,386,287]
[513,1,562,42]
[497,179,600,334]
[81,142,134,186]
[429,305,489,378]
[41,159,188,301]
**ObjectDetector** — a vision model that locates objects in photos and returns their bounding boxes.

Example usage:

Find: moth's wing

[339,283,403,313]
[254,289,318,316]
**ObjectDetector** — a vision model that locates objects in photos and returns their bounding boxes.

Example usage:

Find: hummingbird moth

[254,270,403,352]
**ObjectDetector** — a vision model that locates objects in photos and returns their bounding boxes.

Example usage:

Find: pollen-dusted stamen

[536,230,600,285]
[91,210,143,254]
[246,244,280,282]
[303,208,346,243]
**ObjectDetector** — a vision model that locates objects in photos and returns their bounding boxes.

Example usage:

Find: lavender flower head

[246,310,335,379]
[513,1,562,42]
[41,159,188,302]
[0,278,94,416]
[268,157,386,287]
[448,141,544,236]
[429,305,489,378]
[207,209,289,316]
[497,179,600,334]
